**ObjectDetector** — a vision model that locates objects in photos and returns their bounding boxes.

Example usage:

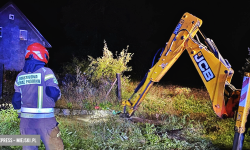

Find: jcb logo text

[194,52,215,82]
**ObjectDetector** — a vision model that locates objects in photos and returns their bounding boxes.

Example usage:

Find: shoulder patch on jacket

[45,74,55,81]
[45,74,58,84]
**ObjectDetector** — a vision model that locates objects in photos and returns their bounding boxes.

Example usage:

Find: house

[0,1,51,70]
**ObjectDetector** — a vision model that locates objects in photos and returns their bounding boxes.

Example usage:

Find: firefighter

[12,43,64,150]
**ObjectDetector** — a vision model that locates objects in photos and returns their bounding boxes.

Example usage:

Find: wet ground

[61,112,164,125]
[75,114,110,123]
[57,111,114,125]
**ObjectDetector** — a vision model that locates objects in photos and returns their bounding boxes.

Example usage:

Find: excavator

[120,12,250,149]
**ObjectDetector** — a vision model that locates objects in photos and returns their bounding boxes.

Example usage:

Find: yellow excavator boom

[121,12,250,149]
[122,12,236,118]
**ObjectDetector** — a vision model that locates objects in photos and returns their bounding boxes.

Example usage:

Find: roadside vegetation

[0,41,249,149]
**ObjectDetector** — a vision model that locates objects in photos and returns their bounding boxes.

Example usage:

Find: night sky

[1,0,250,89]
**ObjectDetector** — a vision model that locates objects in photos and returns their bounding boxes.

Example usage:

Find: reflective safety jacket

[14,67,60,129]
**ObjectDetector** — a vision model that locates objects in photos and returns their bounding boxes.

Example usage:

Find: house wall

[0,5,45,71]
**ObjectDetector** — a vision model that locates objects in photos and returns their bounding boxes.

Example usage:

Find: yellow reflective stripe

[45,74,54,81]
[21,112,54,118]
[21,107,54,113]
[37,86,43,108]
[15,81,18,86]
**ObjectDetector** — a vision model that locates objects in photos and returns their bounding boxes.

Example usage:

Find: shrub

[57,40,134,109]
[86,40,133,85]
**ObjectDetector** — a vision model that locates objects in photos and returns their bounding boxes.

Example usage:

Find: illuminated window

[0,27,2,38]
[20,30,27,40]
[9,14,14,20]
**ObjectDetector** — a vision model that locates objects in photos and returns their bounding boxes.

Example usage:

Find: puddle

[63,112,113,124]
[76,115,109,123]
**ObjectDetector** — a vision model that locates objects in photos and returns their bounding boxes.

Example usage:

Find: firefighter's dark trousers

[20,125,64,150]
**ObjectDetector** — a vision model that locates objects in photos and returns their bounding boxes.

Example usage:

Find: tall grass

[1,68,249,149]
[1,76,250,149]
[0,104,219,150]
[58,68,120,110]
